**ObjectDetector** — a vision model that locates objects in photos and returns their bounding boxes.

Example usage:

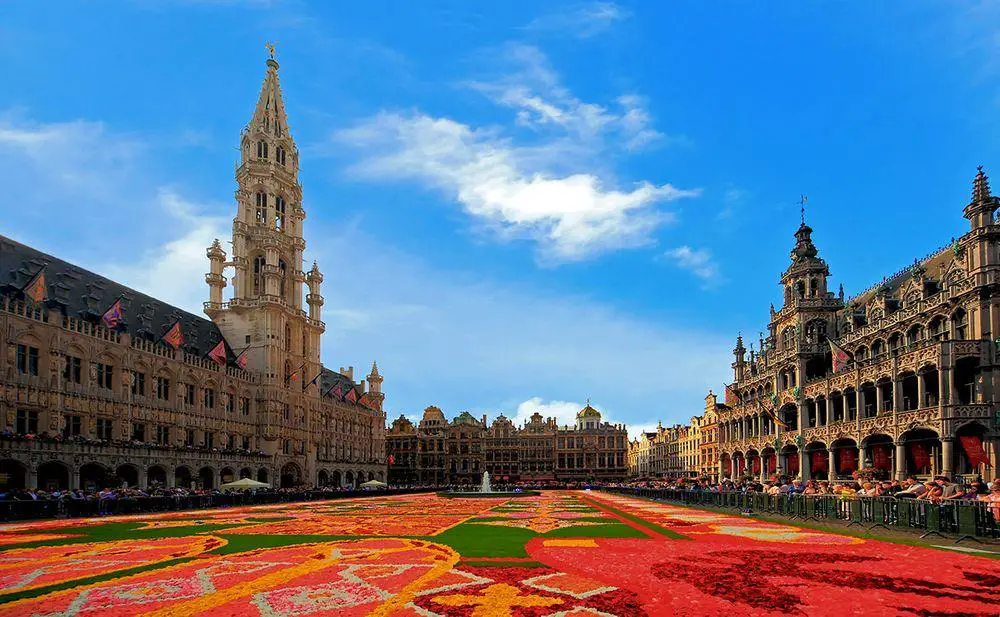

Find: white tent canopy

[360,479,387,488]
[220,478,270,490]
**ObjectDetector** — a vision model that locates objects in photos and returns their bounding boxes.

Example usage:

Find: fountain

[440,470,538,498]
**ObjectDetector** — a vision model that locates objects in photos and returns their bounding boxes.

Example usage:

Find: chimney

[482,414,487,426]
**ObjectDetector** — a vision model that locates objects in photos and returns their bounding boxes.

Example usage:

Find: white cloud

[510,397,587,428]
[337,112,692,263]
[665,246,721,286]
[335,46,695,264]
[469,45,664,150]
[524,2,630,39]
[103,189,228,315]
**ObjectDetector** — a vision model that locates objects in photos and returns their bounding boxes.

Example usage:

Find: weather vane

[800,194,808,225]
[265,42,277,60]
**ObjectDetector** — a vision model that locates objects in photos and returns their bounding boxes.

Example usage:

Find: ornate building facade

[0,54,386,492]
[387,405,628,485]
[627,393,723,482]
[718,171,1000,483]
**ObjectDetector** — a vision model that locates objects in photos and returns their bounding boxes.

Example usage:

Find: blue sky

[3,1,1000,435]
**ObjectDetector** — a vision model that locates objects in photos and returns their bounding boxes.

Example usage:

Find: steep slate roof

[319,367,361,399]
[0,233,228,358]
[0,233,362,393]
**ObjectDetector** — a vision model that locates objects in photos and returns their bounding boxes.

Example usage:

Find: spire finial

[265,42,277,60]
[800,194,807,225]
[972,165,992,203]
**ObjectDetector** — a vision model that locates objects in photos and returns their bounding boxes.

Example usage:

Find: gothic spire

[249,45,291,142]
[964,165,999,229]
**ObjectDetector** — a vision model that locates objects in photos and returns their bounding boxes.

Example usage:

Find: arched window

[275,196,286,231]
[256,140,268,159]
[795,281,805,298]
[871,339,884,358]
[276,146,286,166]
[278,259,287,297]
[906,324,923,347]
[808,278,817,298]
[253,255,265,295]
[855,346,868,361]
[929,316,946,341]
[805,319,827,344]
[887,332,903,354]
[781,327,795,350]
[952,308,968,340]
[255,192,267,224]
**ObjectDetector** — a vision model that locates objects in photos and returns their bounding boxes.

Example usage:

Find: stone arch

[38,460,69,490]
[239,467,253,479]
[79,462,111,491]
[317,469,329,486]
[830,437,859,477]
[198,466,215,490]
[804,441,829,481]
[116,463,139,488]
[280,462,301,488]
[219,467,235,484]
[899,428,941,477]
[175,465,193,489]
[345,470,355,487]
[0,459,27,489]
[953,422,990,476]
[147,465,167,487]
[861,433,894,474]
[257,467,269,484]
[332,470,342,487]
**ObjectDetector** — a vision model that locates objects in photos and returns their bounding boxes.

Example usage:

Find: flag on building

[829,338,854,372]
[235,346,249,370]
[161,321,184,350]
[344,388,358,404]
[331,385,343,400]
[101,297,124,329]
[22,267,47,303]
[388,454,395,465]
[207,339,227,366]
[756,398,787,429]
[724,383,739,405]
[303,372,321,391]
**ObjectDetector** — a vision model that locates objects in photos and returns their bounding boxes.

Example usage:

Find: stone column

[941,438,954,479]
[829,448,837,481]
[876,385,884,416]
[895,442,907,481]
[799,449,810,481]
[825,397,834,425]
[892,378,902,413]
[917,373,927,409]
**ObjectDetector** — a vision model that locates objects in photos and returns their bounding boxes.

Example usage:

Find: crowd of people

[610,474,1000,521]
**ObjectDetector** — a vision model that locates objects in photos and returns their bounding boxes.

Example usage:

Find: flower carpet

[0,491,996,616]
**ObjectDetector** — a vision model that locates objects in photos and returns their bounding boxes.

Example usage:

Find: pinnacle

[972,165,992,204]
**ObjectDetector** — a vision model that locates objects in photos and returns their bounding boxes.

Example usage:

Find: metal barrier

[600,487,1000,542]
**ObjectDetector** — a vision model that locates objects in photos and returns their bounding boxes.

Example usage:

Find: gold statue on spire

[265,42,277,60]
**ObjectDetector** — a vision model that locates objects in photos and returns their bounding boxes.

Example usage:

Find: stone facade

[387,405,628,485]
[0,54,386,492]
[718,170,1000,483]
[627,393,724,481]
